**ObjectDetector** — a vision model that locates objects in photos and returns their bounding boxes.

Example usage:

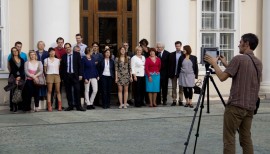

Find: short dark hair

[76,33,82,37]
[175,41,182,46]
[14,41,22,46]
[92,42,99,47]
[139,39,149,46]
[241,33,259,50]
[48,47,55,53]
[56,37,64,43]
[64,43,72,48]
[183,45,192,55]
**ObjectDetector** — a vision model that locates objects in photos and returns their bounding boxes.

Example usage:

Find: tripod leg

[183,75,208,154]
[209,76,226,107]
[207,76,210,113]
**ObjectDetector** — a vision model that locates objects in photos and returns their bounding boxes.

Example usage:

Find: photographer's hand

[219,55,228,67]
[204,54,218,66]
[204,54,230,82]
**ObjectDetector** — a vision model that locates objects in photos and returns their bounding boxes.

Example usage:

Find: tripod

[183,66,226,154]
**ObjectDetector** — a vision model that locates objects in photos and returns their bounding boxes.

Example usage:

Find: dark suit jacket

[98,58,115,78]
[177,55,198,79]
[60,52,82,81]
[36,50,49,65]
[168,51,183,78]
[158,50,170,78]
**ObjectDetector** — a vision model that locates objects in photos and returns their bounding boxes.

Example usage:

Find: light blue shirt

[8,52,28,62]
[175,50,182,75]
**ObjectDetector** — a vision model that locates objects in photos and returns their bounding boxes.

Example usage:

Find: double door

[80,0,137,55]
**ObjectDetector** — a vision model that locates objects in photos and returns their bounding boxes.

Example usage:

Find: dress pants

[24,80,40,110]
[101,75,112,108]
[134,76,145,107]
[157,76,168,104]
[171,76,184,102]
[63,73,81,108]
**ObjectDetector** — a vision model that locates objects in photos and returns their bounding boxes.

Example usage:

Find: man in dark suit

[60,43,85,111]
[168,41,184,106]
[156,42,170,105]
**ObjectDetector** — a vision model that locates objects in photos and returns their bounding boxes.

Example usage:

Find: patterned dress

[115,57,131,86]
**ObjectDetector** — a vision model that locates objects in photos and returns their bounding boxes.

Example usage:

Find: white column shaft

[156,0,189,52]
[261,0,270,97]
[33,0,70,48]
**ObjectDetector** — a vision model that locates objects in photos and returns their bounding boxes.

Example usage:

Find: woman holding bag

[24,50,43,112]
[8,47,25,112]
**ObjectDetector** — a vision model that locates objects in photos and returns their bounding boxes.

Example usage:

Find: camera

[200,47,219,65]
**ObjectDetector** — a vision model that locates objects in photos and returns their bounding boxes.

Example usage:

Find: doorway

[80,0,137,55]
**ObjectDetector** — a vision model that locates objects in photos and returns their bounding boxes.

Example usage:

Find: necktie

[69,54,72,73]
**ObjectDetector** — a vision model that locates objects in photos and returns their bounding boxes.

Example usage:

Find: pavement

[0,99,270,154]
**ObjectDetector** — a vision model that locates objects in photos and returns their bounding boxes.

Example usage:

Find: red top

[145,56,161,77]
[55,47,66,59]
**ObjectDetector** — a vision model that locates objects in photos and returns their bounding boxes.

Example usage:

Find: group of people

[6,32,263,153]
[7,35,199,112]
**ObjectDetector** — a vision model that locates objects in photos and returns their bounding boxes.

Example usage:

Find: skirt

[145,73,160,92]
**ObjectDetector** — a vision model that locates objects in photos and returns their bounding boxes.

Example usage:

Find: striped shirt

[224,51,262,111]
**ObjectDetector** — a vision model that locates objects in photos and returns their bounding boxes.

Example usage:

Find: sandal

[189,104,194,108]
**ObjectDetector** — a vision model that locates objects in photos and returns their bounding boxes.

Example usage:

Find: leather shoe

[65,106,74,111]
[171,102,176,106]
[76,107,86,111]
[179,101,184,106]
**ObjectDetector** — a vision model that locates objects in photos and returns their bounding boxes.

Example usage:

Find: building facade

[0,0,269,104]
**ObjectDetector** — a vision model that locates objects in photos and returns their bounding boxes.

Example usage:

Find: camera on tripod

[201,47,219,73]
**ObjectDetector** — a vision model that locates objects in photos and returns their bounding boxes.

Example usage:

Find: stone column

[33,0,70,109]
[156,0,189,52]
[33,0,70,48]
[261,0,270,98]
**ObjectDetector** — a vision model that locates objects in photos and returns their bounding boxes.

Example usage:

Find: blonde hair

[28,50,37,60]
[37,41,45,49]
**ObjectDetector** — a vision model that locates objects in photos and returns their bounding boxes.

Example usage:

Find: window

[201,0,235,62]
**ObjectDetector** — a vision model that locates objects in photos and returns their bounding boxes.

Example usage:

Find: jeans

[223,105,254,154]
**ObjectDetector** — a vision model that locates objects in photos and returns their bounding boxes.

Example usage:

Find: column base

[260,82,270,99]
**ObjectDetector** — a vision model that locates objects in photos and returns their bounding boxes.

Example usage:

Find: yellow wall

[240,0,263,59]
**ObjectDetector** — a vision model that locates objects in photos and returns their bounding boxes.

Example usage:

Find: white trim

[0,0,9,72]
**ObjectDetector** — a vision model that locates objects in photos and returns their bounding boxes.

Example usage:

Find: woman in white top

[131,46,146,107]
[44,47,62,111]
[24,50,43,112]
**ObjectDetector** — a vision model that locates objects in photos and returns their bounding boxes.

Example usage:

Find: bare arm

[204,54,230,82]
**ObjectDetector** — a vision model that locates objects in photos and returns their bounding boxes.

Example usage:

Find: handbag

[193,79,202,94]
[34,62,46,86]
[246,54,260,115]
[34,73,46,86]
[12,86,23,103]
